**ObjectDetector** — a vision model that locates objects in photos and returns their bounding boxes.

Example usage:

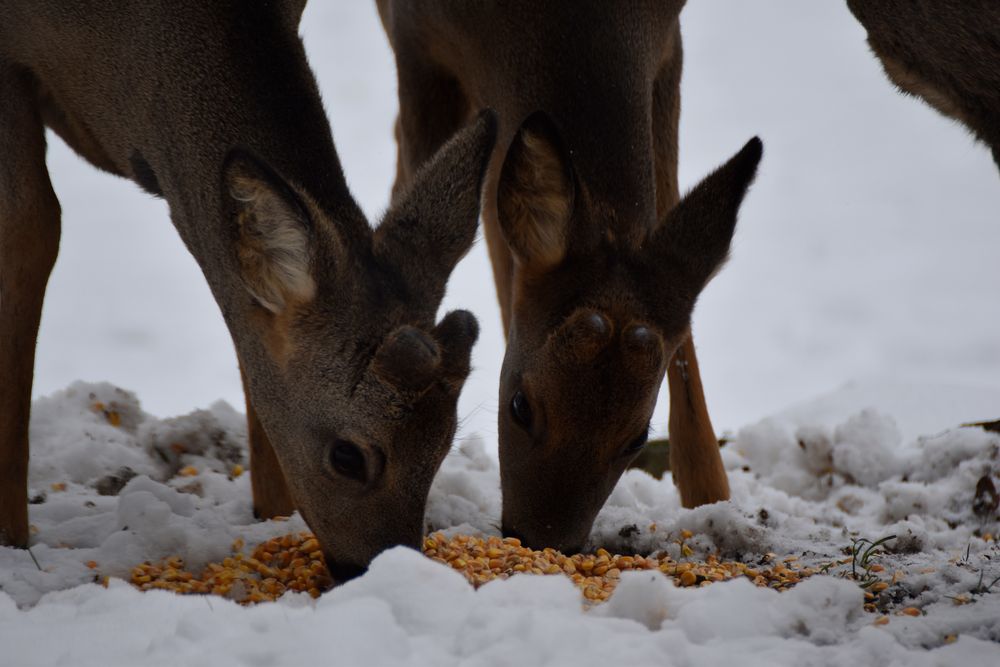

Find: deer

[377,0,763,552]
[846,0,1000,171]
[0,0,497,580]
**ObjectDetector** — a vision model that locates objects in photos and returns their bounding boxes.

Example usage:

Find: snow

[3,380,998,665]
[5,0,1000,665]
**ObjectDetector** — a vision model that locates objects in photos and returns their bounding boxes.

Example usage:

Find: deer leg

[666,334,730,507]
[240,367,295,518]
[0,64,61,547]
[651,32,730,506]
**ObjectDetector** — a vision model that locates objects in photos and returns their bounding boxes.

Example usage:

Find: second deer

[378,0,763,551]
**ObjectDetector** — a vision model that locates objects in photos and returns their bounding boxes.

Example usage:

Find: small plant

[971,567,1000,596]
[849,534,896,589]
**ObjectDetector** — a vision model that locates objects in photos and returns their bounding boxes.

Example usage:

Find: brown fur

[0,1,497,578]
[378,0,762,551]
[847,0,1000,170]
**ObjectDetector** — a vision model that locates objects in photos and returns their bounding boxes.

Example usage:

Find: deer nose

[501,524,583,555]
[325,559,367,583]
[500,524,526,544]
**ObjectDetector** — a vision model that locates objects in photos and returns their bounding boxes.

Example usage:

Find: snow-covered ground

[2,380,998,665]
[5,0,1000,665]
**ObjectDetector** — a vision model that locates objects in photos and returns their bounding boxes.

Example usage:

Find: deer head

[223,112,497,579]
[496,112,762,552]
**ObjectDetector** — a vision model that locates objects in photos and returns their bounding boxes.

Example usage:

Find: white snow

[2,380,998,665]
[5,0,1000,665]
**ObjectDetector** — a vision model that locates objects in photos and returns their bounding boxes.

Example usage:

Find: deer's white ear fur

[226,162,315,314]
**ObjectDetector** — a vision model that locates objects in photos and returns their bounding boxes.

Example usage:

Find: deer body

[378,0,762,551]
[847,0,1000,170]
[0,0,496,577]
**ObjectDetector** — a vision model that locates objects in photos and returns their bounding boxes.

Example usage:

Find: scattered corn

[129,532,826,606]
[900,606,921,617]
[50,482,67,492]
[131,532,332,604]
[177,465,199,477]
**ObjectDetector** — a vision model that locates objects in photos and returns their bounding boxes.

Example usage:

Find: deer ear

[497,111,574,271]
[375,111,497,308]
[433,309,480,390]
[223,150,316,314]
[653,137,762,295]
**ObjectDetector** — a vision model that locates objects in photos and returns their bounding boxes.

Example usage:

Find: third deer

[847,0,1000,171]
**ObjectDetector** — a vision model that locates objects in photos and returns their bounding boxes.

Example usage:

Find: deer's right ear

[497,112,575,271]
[651,137,762,298]
[375,110,498,308]
[223,150,316,314]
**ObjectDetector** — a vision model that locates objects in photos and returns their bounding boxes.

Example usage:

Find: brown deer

[377,0,762,552]
[847,0,1000,170]
[0,0,497,579]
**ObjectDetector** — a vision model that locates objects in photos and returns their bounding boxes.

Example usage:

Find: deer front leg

[0,64,61,547]
[240,368,295,518]
[666,334,730,507]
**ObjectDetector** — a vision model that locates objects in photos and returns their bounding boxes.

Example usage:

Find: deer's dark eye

[510,391,533,429]
[330,440,367,482]
[624,428,650,455]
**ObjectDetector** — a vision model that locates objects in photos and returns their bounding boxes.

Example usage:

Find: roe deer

[377,0,762,551]
[847,0,1000,170]
[0,0,496,579]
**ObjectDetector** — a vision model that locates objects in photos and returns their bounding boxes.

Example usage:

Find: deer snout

[500,513,591,555]
[324,558,368,583]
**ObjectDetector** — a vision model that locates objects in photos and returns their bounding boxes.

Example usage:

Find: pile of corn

[424,532,818,603]
[130,530,818,605]
[131,533,332,603]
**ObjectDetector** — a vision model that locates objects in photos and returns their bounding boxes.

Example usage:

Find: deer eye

[510,391,533,429]
[624,428,650,455]
[330,440,367,483]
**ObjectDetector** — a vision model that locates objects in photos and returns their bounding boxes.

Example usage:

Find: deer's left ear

[223,150,317,314]
[497,111,575,272]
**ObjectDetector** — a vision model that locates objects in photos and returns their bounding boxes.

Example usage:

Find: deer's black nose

[325,559,367,584]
